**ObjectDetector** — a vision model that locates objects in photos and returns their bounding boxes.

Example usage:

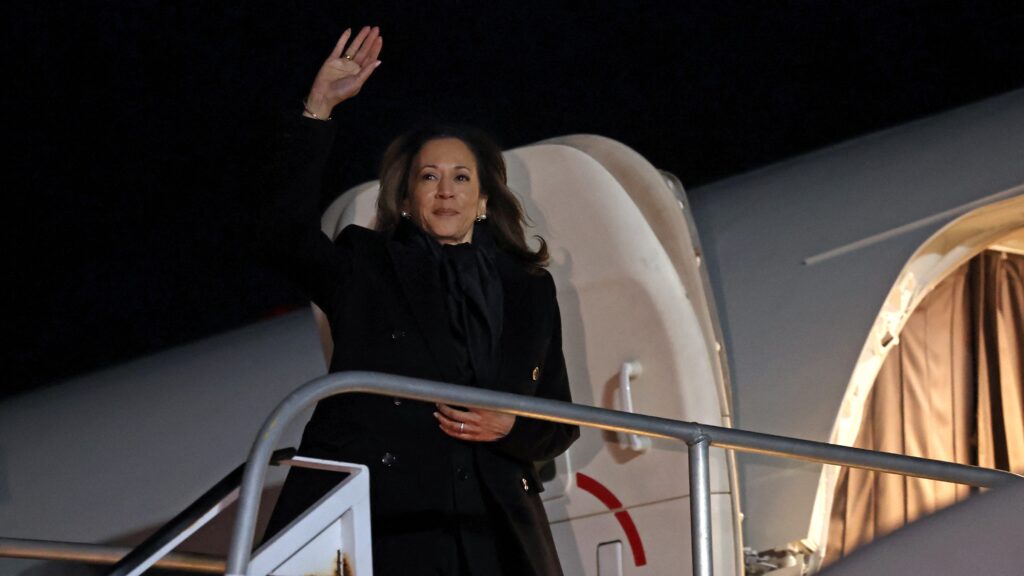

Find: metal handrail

[226,371,1023,576]
[105,448,296,576]
[0,538,224,573]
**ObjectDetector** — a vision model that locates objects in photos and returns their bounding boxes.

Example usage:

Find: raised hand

[303,26,383,120]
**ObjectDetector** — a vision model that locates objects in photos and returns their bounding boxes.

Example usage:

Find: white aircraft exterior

[1,88,1021,575]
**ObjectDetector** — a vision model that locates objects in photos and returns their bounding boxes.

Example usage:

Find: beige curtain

[826,251,1024,563]
[975,251,1024,472]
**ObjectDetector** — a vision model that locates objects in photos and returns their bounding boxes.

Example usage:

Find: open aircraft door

[810,191,1024,568]
[320,135,742,575]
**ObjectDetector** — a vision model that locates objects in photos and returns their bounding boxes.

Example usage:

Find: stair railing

[225,371,1022,576]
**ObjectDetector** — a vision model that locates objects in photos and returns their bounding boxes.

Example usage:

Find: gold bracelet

[302,98,332,121]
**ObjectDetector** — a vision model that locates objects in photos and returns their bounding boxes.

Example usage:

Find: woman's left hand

[435,403,515,442]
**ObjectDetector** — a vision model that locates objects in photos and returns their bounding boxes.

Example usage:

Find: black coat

[262,117,579,575]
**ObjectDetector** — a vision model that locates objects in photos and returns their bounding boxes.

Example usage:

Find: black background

[9,1,1024,396]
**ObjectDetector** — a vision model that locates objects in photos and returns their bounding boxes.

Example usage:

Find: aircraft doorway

[810,192,1024,566]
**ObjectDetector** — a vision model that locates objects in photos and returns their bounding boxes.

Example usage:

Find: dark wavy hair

[375,124,549,270]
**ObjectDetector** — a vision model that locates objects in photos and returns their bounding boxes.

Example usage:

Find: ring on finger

[459,422,465,433]
[343,53,354,60]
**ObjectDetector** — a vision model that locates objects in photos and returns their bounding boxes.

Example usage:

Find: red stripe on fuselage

[575,472,648,566]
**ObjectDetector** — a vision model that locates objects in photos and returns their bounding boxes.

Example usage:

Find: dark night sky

[8,1,1024,397]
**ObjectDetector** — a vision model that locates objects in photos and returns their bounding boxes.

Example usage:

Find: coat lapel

[494,252,531,391]
[386,239,464,384]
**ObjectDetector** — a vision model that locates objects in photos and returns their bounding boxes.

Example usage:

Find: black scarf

[400,220,504,389]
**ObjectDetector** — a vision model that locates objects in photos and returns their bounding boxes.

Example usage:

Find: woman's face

[404,138,487,245]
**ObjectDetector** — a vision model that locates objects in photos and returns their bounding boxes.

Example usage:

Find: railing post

[689,434,713,576]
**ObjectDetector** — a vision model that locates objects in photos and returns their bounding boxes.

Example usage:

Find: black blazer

[263,117,579,575]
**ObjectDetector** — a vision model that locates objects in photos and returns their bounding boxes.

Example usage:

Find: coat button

[531,366,540,381]
[393,398,402,406]
[522,477,530,491]
[456,467,469,481]
[381,452,397,467]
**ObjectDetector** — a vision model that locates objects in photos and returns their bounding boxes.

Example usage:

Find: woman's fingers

[368,35,383,62]
[352,27,380,64]
[305,25,382,114]
[356,56,381,85]
[436,403,481,424]
[328,28,352,60]
[344,26,372,60]
[352,36,382,85]
[434,404,513,441]
[434,405,483,439]
[434,409,471,437]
